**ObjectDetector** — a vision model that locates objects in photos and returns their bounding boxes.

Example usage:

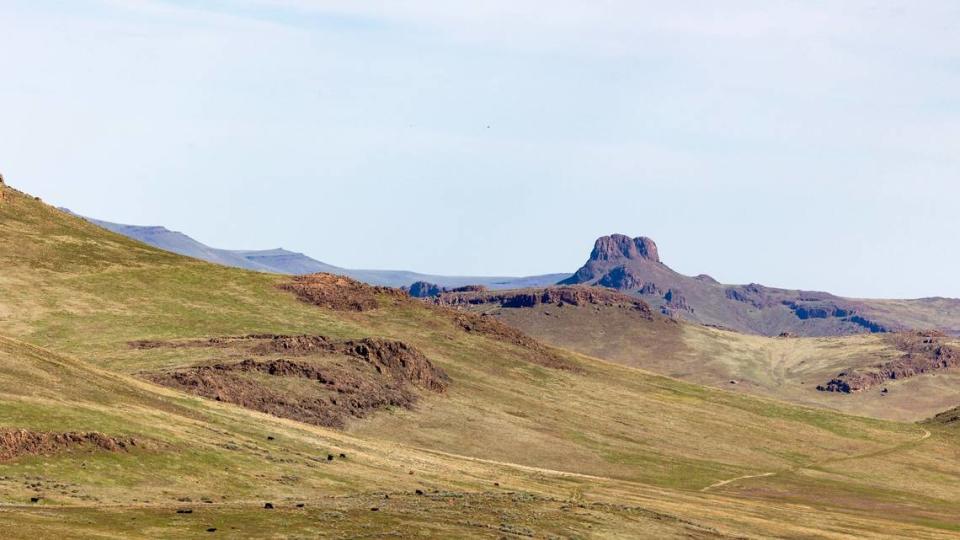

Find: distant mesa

[590,234,659,263]
[560,234,661,286]
[556,233,948,337]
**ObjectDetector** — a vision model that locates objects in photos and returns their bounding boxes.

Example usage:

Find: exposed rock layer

[817,332,959,393]
[144,335,449,428]
[435,286,653,318]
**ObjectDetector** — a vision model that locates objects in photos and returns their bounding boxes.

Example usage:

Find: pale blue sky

[2,1,959,298]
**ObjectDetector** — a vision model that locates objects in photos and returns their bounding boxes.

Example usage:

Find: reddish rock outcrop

[146,336,448,428]
[436,286,653,317]
[0,429,136,461]
[254,336,450,392]
[817,332,959,393]
[589,234,660,263]
[279,273,407,311]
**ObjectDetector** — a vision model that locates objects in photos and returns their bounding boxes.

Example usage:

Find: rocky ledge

[435,286,653,318]
[817,332,958,393]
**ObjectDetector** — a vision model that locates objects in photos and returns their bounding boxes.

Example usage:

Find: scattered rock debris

[0,429,137,462]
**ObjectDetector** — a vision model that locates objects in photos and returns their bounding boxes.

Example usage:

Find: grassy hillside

[1,185,960,537]
[451,292,960,422]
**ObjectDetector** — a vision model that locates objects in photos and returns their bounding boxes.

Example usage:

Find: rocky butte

[556,233,952,337]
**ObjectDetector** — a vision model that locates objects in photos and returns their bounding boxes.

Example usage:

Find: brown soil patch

[818,331,959,393]
[0,429,137,461]
[278,273,407,311]
[144,336,449,428]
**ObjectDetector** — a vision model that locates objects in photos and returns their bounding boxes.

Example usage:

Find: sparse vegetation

[1,188,959,537]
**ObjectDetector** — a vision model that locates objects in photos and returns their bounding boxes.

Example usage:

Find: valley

[1,184,959,537]
[434,286,960,421]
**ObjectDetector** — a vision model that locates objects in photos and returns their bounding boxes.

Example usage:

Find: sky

[2,1,959,298]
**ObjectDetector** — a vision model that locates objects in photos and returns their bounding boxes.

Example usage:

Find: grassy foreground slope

[1,186,959,537]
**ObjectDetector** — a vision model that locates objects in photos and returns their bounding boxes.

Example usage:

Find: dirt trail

[416,447,614,482]
[701,472,776,492]
[700,428,932,492]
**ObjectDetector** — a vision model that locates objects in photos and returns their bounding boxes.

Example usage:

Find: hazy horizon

[3,1,959,298]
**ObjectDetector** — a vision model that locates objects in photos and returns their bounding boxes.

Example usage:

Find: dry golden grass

[1,185,959,537]
[488,300,960,421]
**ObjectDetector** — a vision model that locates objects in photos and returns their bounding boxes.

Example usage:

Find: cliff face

[436,286,653,318]
[560,235,661,286]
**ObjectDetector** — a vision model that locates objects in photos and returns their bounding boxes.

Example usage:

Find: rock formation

[559,235,661,285]
[555,233,911,337]
[817,332,959,393]
[597,266,644,290]
[407,281,443,298]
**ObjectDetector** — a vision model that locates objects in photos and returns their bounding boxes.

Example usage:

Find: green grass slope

[1,185,959,537]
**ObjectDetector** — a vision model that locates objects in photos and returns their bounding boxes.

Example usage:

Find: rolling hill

[74,214,960,339]
[2,182,960,537]
[70,211,569,289]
